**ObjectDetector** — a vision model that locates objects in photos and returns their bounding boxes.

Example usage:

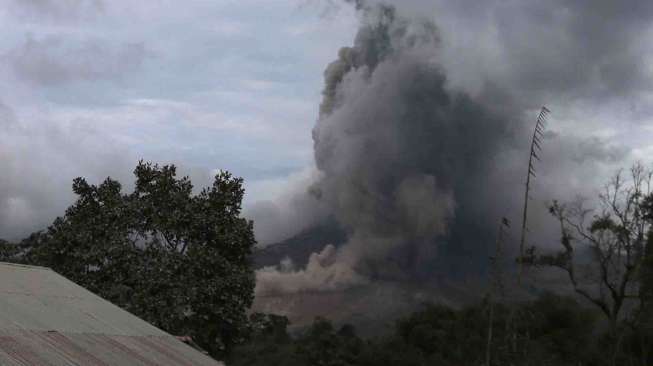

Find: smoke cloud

[257,4,518,295]
[246,167,329,246]
[256,0,645,295]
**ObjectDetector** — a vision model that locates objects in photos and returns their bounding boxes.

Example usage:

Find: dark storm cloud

[416,0,653,107]
[8,0,105,23]
[499,0,652,99]
[5,36,148,86]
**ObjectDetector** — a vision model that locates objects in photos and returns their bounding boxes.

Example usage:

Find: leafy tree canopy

[2,161,256,358]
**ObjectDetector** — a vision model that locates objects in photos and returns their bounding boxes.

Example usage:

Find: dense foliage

[0,161,256,357]
[229,294,608,366]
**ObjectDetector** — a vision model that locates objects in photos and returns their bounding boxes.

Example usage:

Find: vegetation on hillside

[229,294,611,366]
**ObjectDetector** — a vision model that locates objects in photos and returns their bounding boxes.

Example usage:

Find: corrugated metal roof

[0,262,224,365]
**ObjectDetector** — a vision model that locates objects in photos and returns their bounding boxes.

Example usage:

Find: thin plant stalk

[486,217,509,366]
[518,106,550,284]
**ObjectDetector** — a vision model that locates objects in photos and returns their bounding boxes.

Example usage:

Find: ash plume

[256,4,522,295]
[255,0,648,296]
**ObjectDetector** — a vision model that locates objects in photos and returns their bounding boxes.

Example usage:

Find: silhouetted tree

[535,164,653,364]
[228,293,597,366]
[4,161,256,358]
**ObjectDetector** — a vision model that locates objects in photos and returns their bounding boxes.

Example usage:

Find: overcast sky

[0,0,358,239]
[2,0,653,242]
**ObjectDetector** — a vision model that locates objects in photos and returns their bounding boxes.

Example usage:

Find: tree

[227,292,598,366]
[534,164,653,364]
[0,238,19,260]
[230,315,365,366]
[6,161,256,358]
[228,313,303,366]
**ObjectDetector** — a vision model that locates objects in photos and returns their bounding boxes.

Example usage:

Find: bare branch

[539,164,653,333]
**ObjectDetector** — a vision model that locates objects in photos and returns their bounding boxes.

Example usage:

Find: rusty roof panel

[0,263,223,365]
[0,331,222,365]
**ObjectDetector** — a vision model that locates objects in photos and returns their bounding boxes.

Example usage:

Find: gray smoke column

[256,4,522,295]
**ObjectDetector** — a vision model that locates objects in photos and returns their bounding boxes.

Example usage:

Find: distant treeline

[230,293,649,366]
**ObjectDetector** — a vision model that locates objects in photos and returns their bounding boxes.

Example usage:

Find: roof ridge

[0,261,53,271]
